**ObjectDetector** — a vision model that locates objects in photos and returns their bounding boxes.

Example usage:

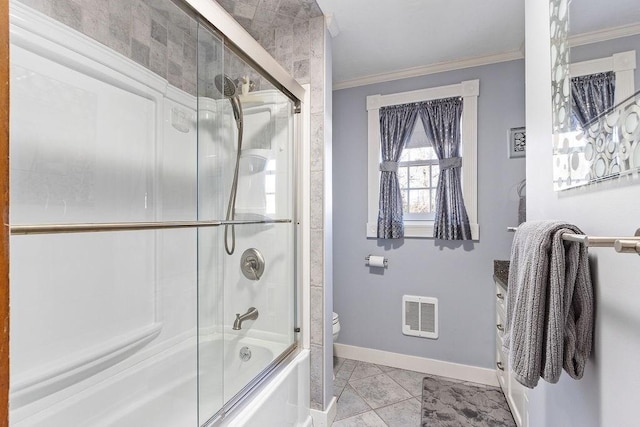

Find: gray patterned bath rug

[421,376,516,426]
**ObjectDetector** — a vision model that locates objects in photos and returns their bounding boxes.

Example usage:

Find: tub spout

[232,307,259,330]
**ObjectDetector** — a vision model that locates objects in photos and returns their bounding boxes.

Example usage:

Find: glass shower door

[196,23,225,425]
[8,1,216,425]
[9,0,298,424]
[196,40,297,424]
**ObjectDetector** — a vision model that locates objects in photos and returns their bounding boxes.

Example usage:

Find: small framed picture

[508,127,526,158]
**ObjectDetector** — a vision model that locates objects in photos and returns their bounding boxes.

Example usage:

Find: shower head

[214,74,242,126]
[215,74,237,98]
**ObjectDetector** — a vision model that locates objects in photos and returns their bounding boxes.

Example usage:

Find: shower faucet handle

[240,248,265,281]
[244,259,260,280]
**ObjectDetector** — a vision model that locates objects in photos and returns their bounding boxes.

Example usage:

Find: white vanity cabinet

[495,280,529,427]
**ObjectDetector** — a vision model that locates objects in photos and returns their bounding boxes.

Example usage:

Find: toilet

[332,312,341,342]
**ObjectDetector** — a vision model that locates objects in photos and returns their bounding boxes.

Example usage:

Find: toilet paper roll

[368,255,386,268]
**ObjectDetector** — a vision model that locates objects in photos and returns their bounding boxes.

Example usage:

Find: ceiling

[316,0,526,86]
[316,0,640,88]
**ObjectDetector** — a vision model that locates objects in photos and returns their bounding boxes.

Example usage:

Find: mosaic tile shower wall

[17,0,201,95]
[217,0,323,86]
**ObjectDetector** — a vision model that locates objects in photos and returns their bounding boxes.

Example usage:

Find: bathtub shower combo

[8,0,307,425]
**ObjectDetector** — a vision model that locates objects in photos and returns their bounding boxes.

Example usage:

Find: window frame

[366,79,480,239]
[397,143,439,221]
[569,50,636,103]
[568,50,636,133]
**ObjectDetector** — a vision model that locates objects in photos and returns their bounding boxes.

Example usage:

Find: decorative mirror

[550,0,640,191]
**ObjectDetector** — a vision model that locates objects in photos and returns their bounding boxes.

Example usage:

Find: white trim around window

[569,50,636,104]
[366,80,480,239]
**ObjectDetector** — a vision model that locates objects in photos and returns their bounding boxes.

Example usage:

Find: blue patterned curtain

[418,97,471,240]
[571,72,615,129]
[377,104,419,238]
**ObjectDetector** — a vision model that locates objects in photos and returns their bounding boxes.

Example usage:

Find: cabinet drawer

[496,284,506,312]
[495,338,507,392]
[496,304,506,340]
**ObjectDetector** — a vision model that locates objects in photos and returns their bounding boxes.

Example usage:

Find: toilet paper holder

[365,255,388,268]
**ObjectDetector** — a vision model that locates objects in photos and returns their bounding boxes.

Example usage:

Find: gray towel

[502,220,594,388]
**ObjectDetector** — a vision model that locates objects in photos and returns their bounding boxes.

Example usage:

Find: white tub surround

[9,3,309,426]
[220,350,312,427]
[10,0,198,416]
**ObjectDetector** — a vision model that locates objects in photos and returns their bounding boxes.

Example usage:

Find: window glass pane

[401,189,408,213]
[431,166,440,188]
[399,149,410,162]
[398,167,408,188]
[400,147,438,163]
[409,166,429,188]
[413,147,428,160]
[401,147,434,162]
[425,147,438,160]
[409,189,430,213]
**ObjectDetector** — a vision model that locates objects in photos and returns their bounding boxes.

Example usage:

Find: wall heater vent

[402,295,438,339]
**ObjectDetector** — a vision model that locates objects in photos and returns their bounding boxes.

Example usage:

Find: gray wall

[332,60,525,369]
[525,2,640,424]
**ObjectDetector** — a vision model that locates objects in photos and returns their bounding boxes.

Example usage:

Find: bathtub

[12,335,309,426]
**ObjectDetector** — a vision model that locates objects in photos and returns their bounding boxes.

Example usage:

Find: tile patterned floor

[332,357,515,427]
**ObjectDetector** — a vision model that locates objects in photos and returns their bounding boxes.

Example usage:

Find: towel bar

[507,227,640,255]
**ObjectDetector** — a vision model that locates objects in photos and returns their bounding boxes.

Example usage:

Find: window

[398,120,439,220]
[567,50,636,134]
[366,80,480,239]
[568,50,635,106]
[552,50,636,190]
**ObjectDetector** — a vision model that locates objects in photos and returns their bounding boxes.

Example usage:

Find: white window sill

[366,221,479,240]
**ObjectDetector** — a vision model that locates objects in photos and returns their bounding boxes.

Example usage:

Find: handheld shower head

[214,74,241,125]
[216,73,245,256]
[214,74,237,98]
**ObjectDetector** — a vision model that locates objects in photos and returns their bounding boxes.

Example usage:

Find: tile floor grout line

[334,361,375,423]
[335,359,422,425]
[383,371,421,399]
[346,376,375,412]
[348,369,412,412]
[372,395,420,412]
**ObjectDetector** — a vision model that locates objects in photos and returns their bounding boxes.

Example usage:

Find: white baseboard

[334,343,498,387]
[309,396,337,427]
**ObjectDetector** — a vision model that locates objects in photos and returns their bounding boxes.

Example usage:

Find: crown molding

[333,21,640,92]
[568,22,640,48]
[333,50,523,91]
